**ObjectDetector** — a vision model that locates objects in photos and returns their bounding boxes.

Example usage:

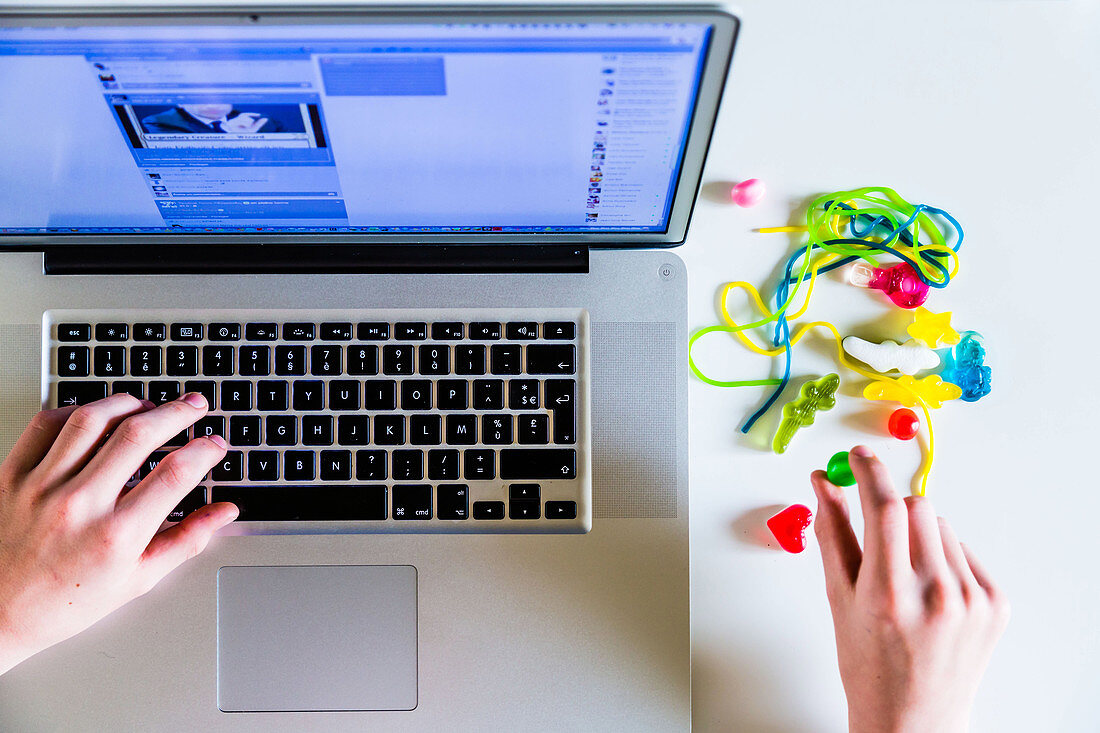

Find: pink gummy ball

[730,178,766,207]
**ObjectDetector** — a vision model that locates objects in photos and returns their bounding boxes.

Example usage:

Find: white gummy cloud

[842,337,940,376]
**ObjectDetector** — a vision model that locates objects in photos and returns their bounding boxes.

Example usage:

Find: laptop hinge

[42,244,589,275]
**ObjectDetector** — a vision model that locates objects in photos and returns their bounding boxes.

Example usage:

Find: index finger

[849,445,912,584]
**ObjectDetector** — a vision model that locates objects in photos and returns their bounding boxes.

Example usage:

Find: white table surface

[4,1,1098,730]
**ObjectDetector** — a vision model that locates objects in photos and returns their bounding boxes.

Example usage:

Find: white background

[3,0,1098,730]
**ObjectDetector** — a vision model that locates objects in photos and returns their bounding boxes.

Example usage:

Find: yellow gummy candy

[863,375,962,409]
[907,307,962,348]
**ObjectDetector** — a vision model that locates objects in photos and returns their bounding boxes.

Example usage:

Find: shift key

[500,449,576,479]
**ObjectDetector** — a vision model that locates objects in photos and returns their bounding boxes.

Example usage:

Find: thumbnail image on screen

[114,100,326,149]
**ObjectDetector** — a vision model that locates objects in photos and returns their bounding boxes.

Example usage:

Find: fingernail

[207,434,227,449]
[180,392,207,409]
[851,445,874,458]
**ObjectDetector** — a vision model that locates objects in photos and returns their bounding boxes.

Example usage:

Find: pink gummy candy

[850,262,930,309]
[766,504,814,554]
[730,178,766,207]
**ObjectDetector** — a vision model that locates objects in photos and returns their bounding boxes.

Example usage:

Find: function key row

[57,321,577,343]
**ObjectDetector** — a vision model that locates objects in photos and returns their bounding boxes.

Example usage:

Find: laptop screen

[0,19,717,237]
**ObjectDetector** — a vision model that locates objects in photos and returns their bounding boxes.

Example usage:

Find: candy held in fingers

[729,178,765,207]
[888,408,920,440]
[826,451,856,487]
[766,504,814,553]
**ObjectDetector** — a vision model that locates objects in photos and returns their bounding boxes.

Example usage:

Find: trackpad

[217,565,417,712]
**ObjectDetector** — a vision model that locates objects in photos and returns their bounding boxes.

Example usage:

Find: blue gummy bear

[940,331,991,402]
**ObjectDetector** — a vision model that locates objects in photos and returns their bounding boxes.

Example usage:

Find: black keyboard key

[482,414,513,445]
[256,380,288,411]
[266,415,297,446]
[211,450,243,481]
[338,415,370,445]
[506,322,538,340]
[473,379,504,410]
[355,450,387,480]
[311,345,342,375]
[58,346,89,377]
[410,414,442,445]
[364,380,397,410]
[470,322,501,340]
[431,322,464,340]
[500,449,576,480]
[464,449,495,480]
[418,345,449,375]
[166,346,198,377]
[490,345,521,375]
[292,380,325,411]
[382,345,414,375]
[401,380,432,410]
[283,323,315,341]
[436,379,468,410]
[245,323,278,341]
[214,485,387,521]
[320,322,353,341]
[446,415,477,445]
[329,380,360,410]
[274,345,306,376]
[130,346,162,377]
[509,379,540,409]
[455,345,485,375]
[347,345,378,375]
[57,380,107,407]
[193,416,225,439]
[95,323,128,341]
[509,484,540,500]
[133,323,167,342]
[392,450,423,480]
[543,322,576,340]
[357,322,389,340]
[546,379,577,444]
[229,415,261,446]
[209,323,241,341]
[239,345,271,376]
[202,345,234,376]
[509,499,540,520]
[112,381,144,399]
[546,501,578,520]
[57,323,91,342]
[319,450,352,481]
[518,414,550,444]
[436,484,469,520]
[526,345,575,375]
[428,449,460,480]
[184,380,217,409]
[392,484,432,520]
[148,380,180,405]
[395,322,427,340]
[220,380,252,411]
[473,501,504,520]
[167,487,206,522]
[170,323,203,341]
[247,450,280,481]
[93,346,126,377]
[302,415,334,446]
[374,415,405,445]
[284,450,315,481]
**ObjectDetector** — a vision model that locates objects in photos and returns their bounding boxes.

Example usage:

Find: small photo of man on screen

[139,103,294,134]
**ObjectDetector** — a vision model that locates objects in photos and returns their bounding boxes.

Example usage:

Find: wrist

[849,709,970,733]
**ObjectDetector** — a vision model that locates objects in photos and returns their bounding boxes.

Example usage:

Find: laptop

[0,5,737,730]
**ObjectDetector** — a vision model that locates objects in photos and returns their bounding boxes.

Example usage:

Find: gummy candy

[863,374,961,408]
[826,451,856,486]
[907,307,962,348]
[729,178,766,207]
[849,262,929,309]
[766,504,814,553]
[842,336,939,375]
[888,408,920,440]
[940,331,991,402]
[771,373,840,454]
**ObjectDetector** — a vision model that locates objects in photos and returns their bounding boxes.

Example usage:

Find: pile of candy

[690,186,992,552]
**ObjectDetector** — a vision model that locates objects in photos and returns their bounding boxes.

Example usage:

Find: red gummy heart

[766,504,814,553]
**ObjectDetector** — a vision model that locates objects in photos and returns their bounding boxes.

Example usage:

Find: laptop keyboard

[46,310,589,533]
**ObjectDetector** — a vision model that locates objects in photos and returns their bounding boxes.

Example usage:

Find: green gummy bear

[771,373,840,454]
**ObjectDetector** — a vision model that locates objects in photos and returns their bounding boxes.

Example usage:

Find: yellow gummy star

[863,375,962,409]
[907,307,961,348]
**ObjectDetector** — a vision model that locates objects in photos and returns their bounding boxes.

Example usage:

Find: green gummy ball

[826,451,856,487]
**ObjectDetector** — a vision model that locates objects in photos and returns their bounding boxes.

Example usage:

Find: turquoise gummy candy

[826,451,856,487]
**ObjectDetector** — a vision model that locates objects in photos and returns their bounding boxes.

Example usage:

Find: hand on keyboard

[0,392,236,675]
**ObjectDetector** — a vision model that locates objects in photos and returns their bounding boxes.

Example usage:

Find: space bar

[499,449,577,480]
[212,485,388,521]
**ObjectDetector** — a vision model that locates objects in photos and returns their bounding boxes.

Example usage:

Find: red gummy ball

[888,408,920,440]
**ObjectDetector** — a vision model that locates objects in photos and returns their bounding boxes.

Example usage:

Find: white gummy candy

[842,337,940,376]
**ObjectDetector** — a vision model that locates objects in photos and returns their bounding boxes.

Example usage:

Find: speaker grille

[591,322,678,518]
[0,324,41,460]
